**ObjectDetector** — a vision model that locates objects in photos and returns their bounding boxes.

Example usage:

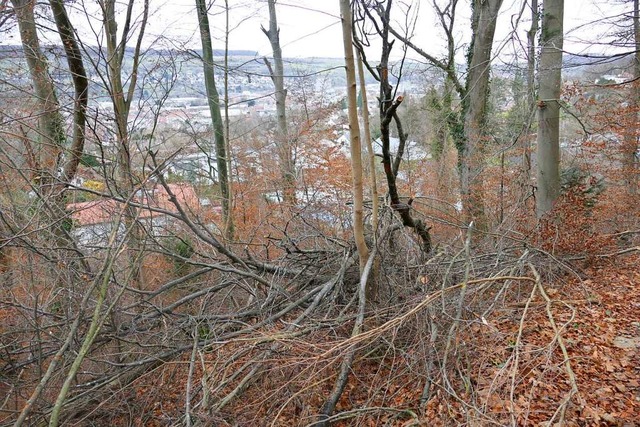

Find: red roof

[67,183,208,226]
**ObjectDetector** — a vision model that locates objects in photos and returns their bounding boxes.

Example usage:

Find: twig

[508,279,537,425]
[442,222,474,395]
[313,244,378,427]
[185,327,199,427]
[529,264,584,425]
[305,406,418,426]
[318,275,536,359]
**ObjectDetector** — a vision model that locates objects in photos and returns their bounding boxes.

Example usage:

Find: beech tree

[9,0,89,274]
[339,0,369,275]
[622,0,640,195]
[262,0,296,204]
[536,0,564,216]
[196,0,233,237]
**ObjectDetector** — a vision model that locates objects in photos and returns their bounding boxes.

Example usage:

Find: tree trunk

[536,0,564,217]
[623,0,640,196]
[523,0,539,189]
[461,0,503,230]
[262,0,296,205]
[12,0,89,266]
[195,0,232,236]
[12,0,65,182]
[223,0,235,239]
[356,48,379,301]
[102,0,150,285]
[339,0,369,275]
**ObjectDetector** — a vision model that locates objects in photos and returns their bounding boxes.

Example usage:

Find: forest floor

[119,252,640,426]
[507,254,640,427]
[325,253,640,426]
[414,253,640,427]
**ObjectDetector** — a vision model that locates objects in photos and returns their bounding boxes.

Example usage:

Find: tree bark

[523,0,539,188]
[11,0,89,267]
[536,0,564,217]
[195,0,232,236]
[623,0,640,196]
[339,0,369,275]
[461,0,503,230]
[262,0,296,205]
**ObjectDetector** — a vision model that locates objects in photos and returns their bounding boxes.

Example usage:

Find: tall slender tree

[524,0,539,185]
[223,0,235,238]
[10,0,90,422]
[98,0,150,285]
[340,0,369,275]
[622,0,640,195]
[10,0,89,266]
[262,0,296,204]
[536,0,564,217]
[195,0,232,236]
[460,0,504,230]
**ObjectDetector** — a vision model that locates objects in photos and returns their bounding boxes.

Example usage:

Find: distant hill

[213,49,258,57]
[0,44,258,59]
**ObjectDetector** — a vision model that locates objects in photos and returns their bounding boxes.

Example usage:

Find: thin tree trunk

[224,0,235,239]
[12,0,65,183]
[101,0,149,285]
[523,0,539,189]
[357,0,432,253]
[262,0,296,204]
[536,0,564,217]
[195,0,232,236]
[339,0,369,275]
[356,48,379,301]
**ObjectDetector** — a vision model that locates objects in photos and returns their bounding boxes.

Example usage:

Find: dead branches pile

[0,199,599,426]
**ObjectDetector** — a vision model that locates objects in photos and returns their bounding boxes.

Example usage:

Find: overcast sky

[3,0,632,61]
[138,0,630,59]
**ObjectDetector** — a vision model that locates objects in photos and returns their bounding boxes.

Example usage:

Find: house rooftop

[67,183,215,226]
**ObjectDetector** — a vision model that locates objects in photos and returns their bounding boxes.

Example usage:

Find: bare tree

[7,0,91,421]
[536,0,564,216]
[524,0,539,185]
[9,0,89,269]
[340,0,369,275]
[223,0,235,238]
[354,0,432,252]
[195,0,232,237]
[367,0,503,230]
[98,0,150,284]
[622,0,640,195]
[262,0,296,204]
[460,0,504,230]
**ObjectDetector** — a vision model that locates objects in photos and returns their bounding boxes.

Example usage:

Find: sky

[2,0,633,61]
[140,0,631,59]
